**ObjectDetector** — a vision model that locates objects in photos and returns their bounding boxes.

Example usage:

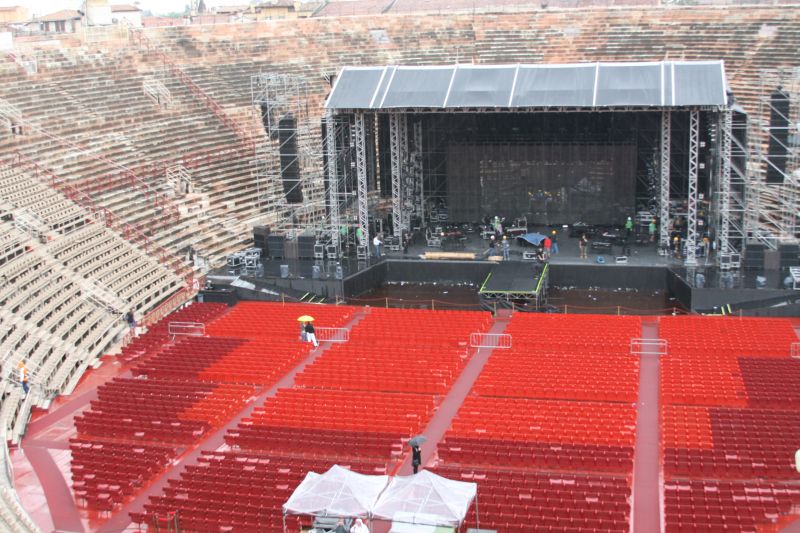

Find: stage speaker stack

[743,244,765,271]
[297,234,316,260]
[731,109,748,175]
[279,114,304,203]
[253,226,270,256]
[779,244,800,269]
[764,249,780,271]
[766,88,790,184]
[267,234,285,259]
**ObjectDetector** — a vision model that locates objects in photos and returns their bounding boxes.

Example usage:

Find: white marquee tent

[282,466,479,532]
[373,470,477,528]
[282,465,388,523]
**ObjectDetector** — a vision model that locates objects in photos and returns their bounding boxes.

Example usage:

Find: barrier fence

[315,327,350,343]
[791,342,800,359]
[168,321,206,340]
[470,333,512,349]
[630,338,668,356]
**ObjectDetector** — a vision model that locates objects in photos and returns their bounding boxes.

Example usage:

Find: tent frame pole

[475,492,480,529]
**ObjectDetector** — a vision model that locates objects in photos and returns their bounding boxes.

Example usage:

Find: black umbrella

[408,435,427,448]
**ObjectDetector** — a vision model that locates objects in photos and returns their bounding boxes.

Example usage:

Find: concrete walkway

[632,317,662,533]
[394,316,510,476]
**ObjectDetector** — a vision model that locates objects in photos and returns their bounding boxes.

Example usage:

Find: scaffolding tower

[251,73,326,235]
[749,68,800,248]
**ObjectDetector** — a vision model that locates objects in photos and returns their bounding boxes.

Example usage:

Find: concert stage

[205,228,798,314]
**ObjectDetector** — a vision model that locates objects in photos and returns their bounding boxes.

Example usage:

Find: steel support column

[390,113,407,237]
[325,110,340,253]
[718,108,733,260]
[400,115,411,233]
[659,110,671,250]
[412,120,424,230]
[354,112,370,249]
[685,110,700,267]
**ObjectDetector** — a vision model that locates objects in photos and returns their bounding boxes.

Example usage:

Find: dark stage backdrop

[446,144,637,225]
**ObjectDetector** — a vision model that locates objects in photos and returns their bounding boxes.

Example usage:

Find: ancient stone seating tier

[0,51,259,267]
[0,165,87,234]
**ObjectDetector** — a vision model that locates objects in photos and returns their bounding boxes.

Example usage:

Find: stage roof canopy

[325,61,728,110]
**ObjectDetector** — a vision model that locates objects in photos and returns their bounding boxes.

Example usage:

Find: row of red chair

[660,316,797,357]
[440,438,632,474]
[136,452,387,531]
[244,388,436,435]
[738,357,800,408]
[205,301,357,340]
[664,479,800,532]
[660,317,799,531]
[132,335,310,385]
[475,350,639,403]
[70,438,175,511]
[119,302,230,363]
[447,396,637,447]
[431,465,631,533]
[226,425,404,459]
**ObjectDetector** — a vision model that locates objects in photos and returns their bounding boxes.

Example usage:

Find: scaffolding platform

[479,262,548,309]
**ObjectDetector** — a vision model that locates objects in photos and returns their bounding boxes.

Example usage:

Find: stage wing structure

[325,62,728,110]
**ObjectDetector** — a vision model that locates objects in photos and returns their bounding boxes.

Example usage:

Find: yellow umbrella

[296,315,315,322]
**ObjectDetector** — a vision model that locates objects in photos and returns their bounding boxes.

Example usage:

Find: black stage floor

[208,227,789,292]
[480,262,544,294]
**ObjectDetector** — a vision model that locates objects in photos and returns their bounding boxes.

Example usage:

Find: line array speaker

[743,244,765,270]
[279,114,303,203]
[297,234,316,260]
[267,235,285,259]
[766,88,790,184]
[253,226,270,256]
[779,244,800,269]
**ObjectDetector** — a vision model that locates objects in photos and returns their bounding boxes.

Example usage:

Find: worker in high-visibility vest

[18,361,28,397]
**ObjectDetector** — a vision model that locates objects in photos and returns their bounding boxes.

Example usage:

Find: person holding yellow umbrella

[297,315,318,347]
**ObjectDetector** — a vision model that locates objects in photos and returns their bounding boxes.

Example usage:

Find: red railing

[7,107,181,233]
[166,60,255,151]
[131,26,254,152]
[140,279,203,328]
[8,152,192,285]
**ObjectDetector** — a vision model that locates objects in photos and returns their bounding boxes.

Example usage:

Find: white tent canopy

[372,470,477,527]
[282,465,389,519]
[282,466,478,529]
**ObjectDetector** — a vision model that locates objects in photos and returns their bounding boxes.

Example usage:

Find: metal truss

[390,114,408,236]
[659,110,671,249]
[749,68,800,247]
[726,109,748,264]
[684,109,700,267]
[479,264,549,311]
[142,77,171,109]
[325,110,341,254]
[400,115,411,233]
[412,120,424,229]
[354,112,370,250]
[718,109,733,258]
[166,164,192,195]
[251,73,326,232]
[0,98,22,129]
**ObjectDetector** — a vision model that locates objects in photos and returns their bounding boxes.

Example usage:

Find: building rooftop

[34,9,81,22]
[111,4,142,12]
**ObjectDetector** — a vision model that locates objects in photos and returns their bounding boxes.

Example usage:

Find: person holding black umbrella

[412,445,422,474]
[409,434,426,474]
